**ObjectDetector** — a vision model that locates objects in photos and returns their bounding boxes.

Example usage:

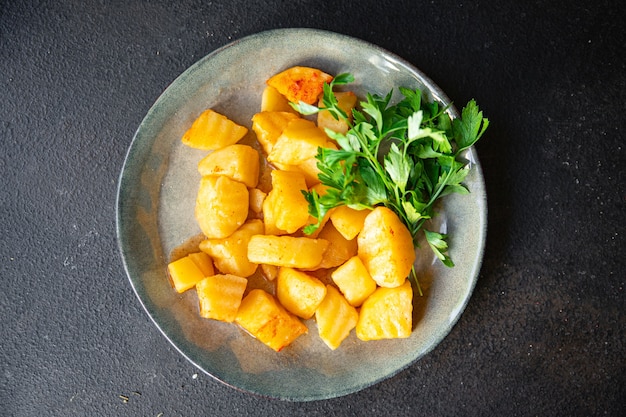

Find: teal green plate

[116,28,486,401]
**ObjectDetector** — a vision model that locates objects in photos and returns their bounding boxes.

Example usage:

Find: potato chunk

[251,111,300,155]
[316,285,358,350]
[182,109,248,150]
[331,256,377,307]
[314,222,357,269]
[187,251,215,277]
[357,207,416,288]
[247,235,329,269]
[317,91,357,135]
[197,144,260,188]
[356,280,413,341]
[196,274,248,323]
[195,175,249,239]
[263,170,309,234]
[167,255,208,293]
[267,119,329,166]
[261,85,298,113]
[199,219,263,277]
[235,289,307,351]
[330,205,371,241]
[248,188,266,214]
[266,66,333,104]
[276,267,327,319]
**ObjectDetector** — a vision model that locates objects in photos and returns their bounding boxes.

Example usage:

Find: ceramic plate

[116,28,487,401]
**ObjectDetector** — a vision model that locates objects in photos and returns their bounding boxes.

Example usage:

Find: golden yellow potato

[167,255,207,293]
[260,263,279,281]
[330,205,371,241]
[247,235,329,269]
[196,274,248,323]
[317,91,357,135]
[195,175,248,239]
[199,219,263,277]
[263,170,309,234]
[235,289,307,352]
[316,285,358,350]
[313,221,357,269]
[266,66,333,104]
[292,141,337,188]
[261,85,298,113]
[187,251,215,277]
[331,256,377,307]
[261,194,287,236]
[248,188,267,214]
[182,109,248,150]
[251,111,300,155]
[276,267,327,319]
[357,207,416,288]
[356,280,413,341]
[197,144,260,188]
[267,118,329,166]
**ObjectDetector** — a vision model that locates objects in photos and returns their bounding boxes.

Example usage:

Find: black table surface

[1,1,624,416]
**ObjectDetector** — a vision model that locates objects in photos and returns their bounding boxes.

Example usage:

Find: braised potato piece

[331,256,377,307]
[276,267,326,319]
[187,251,215,277]
[196,274,248,323]
[260,263,279,281]
[356,280,413,341]
[199,219,263,277]
[197,144,260,188]
[357,207,416,288]
[182,109,248,150]
[263,170,309,234]
[316,285,358,350]
[235,289,307,352]
[195,175,248,239]
[261,194,287,236]
[266,66,333,104]
[247,235,329,269]
[317,91,357,135]
[313,221,357,269]
[267,118,329,166]
[330,205,371,241]
[248,188,266,214]
[167,255,208,293]
[251,111,300,155]
[293,141,338,188]
[261,85,298,113]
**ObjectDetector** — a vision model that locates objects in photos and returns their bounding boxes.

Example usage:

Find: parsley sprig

[293,73,488,268]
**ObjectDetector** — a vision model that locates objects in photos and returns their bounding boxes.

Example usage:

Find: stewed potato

[195,175,248,239]
[197,144,260,188]
[235,289,307,352]
[357,207,416,288]
[266,66,333,104]
[199,219,263,277]
[247,235,329,269]
[356,280,413,341]
[316,285,358,350]
[196,274,248,323]
[182,109,248,150]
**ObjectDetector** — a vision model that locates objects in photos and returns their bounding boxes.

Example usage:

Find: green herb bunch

[292,73,488,267]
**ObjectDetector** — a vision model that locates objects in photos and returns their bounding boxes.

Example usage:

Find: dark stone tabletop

[1,1,624,416]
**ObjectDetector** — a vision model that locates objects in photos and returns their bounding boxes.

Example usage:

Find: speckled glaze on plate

[116,28,487,401]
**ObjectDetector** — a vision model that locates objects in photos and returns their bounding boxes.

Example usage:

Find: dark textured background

[1,1,624,416]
